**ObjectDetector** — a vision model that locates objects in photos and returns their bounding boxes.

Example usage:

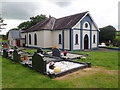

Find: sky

[0,0,119,35]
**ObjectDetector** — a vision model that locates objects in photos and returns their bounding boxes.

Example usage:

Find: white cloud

[0,19,24,35]
[0,0,119,35]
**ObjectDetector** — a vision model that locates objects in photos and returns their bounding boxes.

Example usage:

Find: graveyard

[1,46,119,88]
[1,46,91,78]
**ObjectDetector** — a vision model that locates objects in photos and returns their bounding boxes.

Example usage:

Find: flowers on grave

[52,46,56,49]
[4,47,8,49]
[21,57,24,60]
[49,62,55,69]
[63,51,67,56]
[54,67,61,73]
[23,55,28,60]
[9,51,13,54]
[80,56,87,60]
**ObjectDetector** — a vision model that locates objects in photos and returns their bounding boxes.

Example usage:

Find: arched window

[25,35,26,44]
[29,34,31,45]
[59,34,62,44]
[75,34,79,44]
[34,33,37,45]
[85,23,88,28]
[93,35,95,43]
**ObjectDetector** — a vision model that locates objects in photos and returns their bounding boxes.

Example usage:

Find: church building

[12,11,99,51]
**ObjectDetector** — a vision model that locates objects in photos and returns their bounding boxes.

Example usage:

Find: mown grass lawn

[70,51,119,70]
[22,49,51,54]
[0,40,8,43]
[2,50,119,88]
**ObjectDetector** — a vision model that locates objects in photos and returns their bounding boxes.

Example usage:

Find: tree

[30,14,47,26]
[17,14,47,30]
[0,17,7,32]
[99,25,116,43]
[17,21,32,30]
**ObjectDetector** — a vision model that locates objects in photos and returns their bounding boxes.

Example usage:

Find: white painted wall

[91,31,98,48]
[64,29,70,50]
[8,32,16,46]
[92,23,97,30]
[20,33,25,38]
[73,30,80,50]
[52,30,62,49]
[21,33,27,46]
[21,31,45,47]
[20,39,25,46]
[43,30,52,48]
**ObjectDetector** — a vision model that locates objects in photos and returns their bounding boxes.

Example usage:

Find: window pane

[34,34,37,45]
[75,34,78,44]
[93,35,95,43]
[29,34,31,45]
[59,34,62,44]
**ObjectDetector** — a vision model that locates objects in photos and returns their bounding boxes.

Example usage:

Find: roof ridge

[56,11,88,20]
[51,17,56,30]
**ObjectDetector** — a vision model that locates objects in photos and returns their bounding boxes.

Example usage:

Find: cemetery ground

[2,49,119,88]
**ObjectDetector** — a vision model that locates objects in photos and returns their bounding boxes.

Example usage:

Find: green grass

[64,71,118,88]
[0,40,8,43]
[2,57,69,88]
[22,49,37,54]
[106,45,118,48]
[2,50,119,88]
[22,49,51,54]
[70,51,119,70]
[0,57,2,89]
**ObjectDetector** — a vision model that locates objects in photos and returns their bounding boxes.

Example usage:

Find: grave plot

[11,49,33,65]
[45,48,85,60]
[2,48,14,59]
[2,47,91,78]
[32,53,90,78]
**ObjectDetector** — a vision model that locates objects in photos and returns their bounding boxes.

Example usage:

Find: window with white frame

[75,34,79,44]
[58,34,62,44]
[29,34,31,45]
[93,35,95,43]
[34,33,37,45]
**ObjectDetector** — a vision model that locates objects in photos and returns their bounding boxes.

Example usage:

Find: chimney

[49,15,52,18]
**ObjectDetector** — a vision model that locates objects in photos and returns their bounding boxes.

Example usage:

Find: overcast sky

[0,0,119,35]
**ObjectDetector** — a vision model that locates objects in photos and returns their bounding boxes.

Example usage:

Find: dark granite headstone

[37,48,43,54]
[14,46,18,49]
[3,49,8,58]
[32,53,46,74]
[13,50,21,62]
[52,48,61,57]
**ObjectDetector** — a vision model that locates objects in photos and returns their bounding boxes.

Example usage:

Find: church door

[84,34,89,49]
[16,40,20,47]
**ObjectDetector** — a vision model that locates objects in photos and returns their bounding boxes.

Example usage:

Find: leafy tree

[17,14,47,30]
[99,25,116,43]
[0,17,7,32]
[30,14,47,26]
[17,21,32,30]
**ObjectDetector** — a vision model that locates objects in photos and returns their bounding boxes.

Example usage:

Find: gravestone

[32,53,46,74]
[13,50,21,62]
[52,48,61,57]
[14,46,18,49]
[37,48,43,54]
[3,49,8,58]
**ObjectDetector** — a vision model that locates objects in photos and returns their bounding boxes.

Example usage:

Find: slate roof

[9,30,20,39]
[23,11,88,33]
